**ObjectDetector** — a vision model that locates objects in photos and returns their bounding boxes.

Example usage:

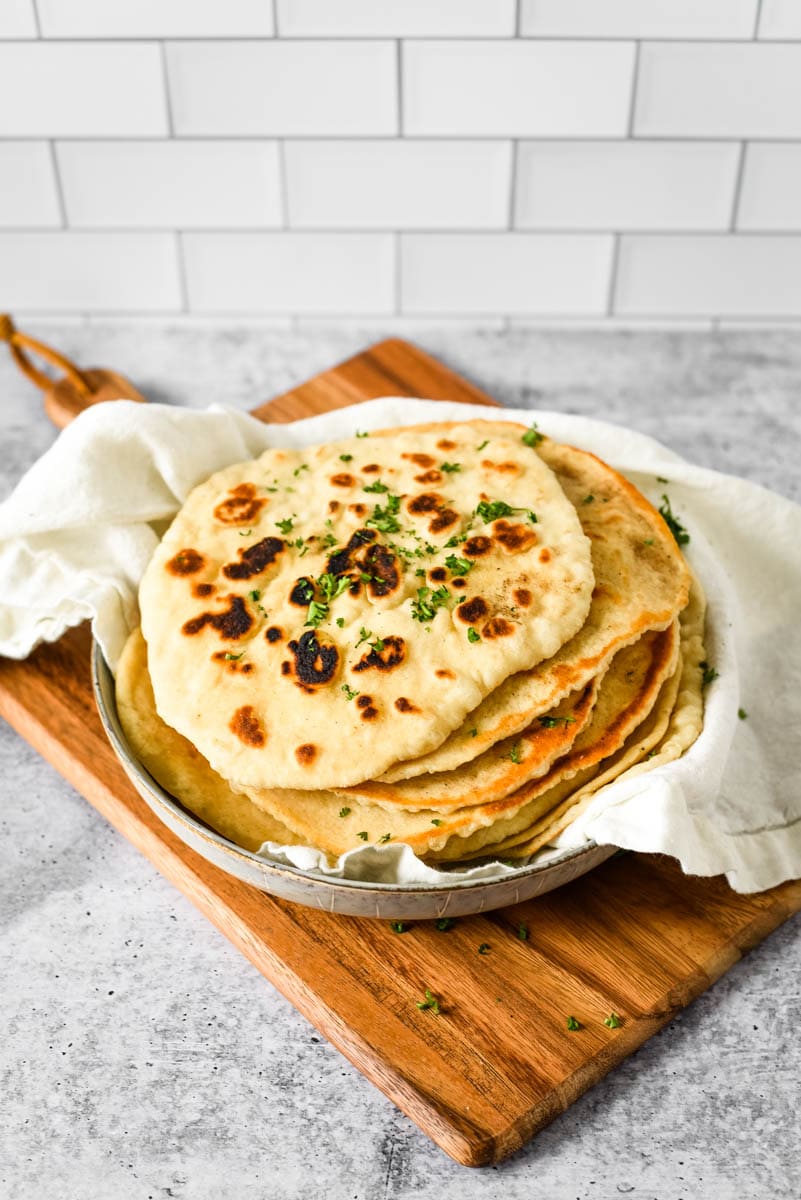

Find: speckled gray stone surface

[2,324,800,1200]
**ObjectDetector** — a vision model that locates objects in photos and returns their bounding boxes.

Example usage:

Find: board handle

[0,313,147,429]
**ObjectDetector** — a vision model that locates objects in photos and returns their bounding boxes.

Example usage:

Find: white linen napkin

[1,396,799,894]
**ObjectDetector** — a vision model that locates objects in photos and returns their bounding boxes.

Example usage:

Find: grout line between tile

[394,231,402,315]
[277,139,290,228]
[627,41,641,138]
[396,39,403,136]
[753,0,764,39]
[30,0,42,37]
[606,233,621,315]
[730,142,747,231]
[48,141,67,227]
[159,41,174,136]
[175,231,189,313]
[507,140,518,229]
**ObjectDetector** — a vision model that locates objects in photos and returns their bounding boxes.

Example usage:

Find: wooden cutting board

[2,337,800,1168]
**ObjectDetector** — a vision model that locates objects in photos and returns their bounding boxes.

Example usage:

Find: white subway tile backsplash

[401,233,613,314]
[520,0,758,39]
[168,41,397,137]
[0,44,168,137]
[404,41,635,138]
[0,144,61,227]
[635,43,801,138]
[515,141,739,230]
[183,233,395,313]
[0,232,181,311]
[57,141,282,228]
[277,0,515,37]
[0,0,37,36]
[738,144,801,231]
[758,0,801,39]
[286,141,511,229]
[616,235,801,316]
[36,0,274,38]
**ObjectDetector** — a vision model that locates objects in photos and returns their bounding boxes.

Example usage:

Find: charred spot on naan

[353,635,406,674]
[513,587,533,607]
[429,566,448,583]
[429,508,459,534]
[222,536,284,581]
[364,544,400,598]
[330,473,355,488]
[182,594,253,640]
[356,694,380,721]
[286,631,339,690]
[451,577,467,590]
[214,483,265,526]
[480,459,523,478]
[212,650,255,674]
[192,582,214,598]
[481,616,516,639]
[456,596,489,624]
[166,548,205,576]
[493,520,537,554]
[539,548,552,563]
[295,743,317,765]
[407,492,441,516]
[415,469,443,484]
[328,500,340,514]
[349,503,368,518]
[289,577,315,607]
[361,463,381,474]
[395,697,420,714]
[463,535,493,558]
[229,705,266,747]
[436,439,457,451]
[265,626,283,643]
[326,528,377,576]
[402,452,435,468]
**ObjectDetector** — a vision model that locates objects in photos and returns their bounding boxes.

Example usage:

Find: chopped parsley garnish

[238,528,253,537]
[410,585,450,623]
[436,917,456,932]
[339,453,353,463]
[356,831,369,841]
[604,1012,623,1029]
[643,538,654,546]
[476,499,515,523]
[478,943,491,955]
[538,715,576,729]
[248,589,261,602]
[323,532,338,549]
[566,1015,581,1031]
[738,707,748,720]
[527,511,538,524]
[356,627,372,648]
[416,989,441,1015]
[476,439,489,451]
[336,617,345,628]
[467,627,481,644]
[338,807,351,818]
[293,463,309,477]
[224,652,243,661]
[469,728,478,738]
[378,833,392,844]
[363,478,390,494]
[521,423,543,448]
[431,819,443,827]
[366,493,401,534]
[415,567,426,578]
[445,554,473,576]
[317,572,351,603]
[517,923,528,941]
[341,683,359,701]
[656,476,669,484]
[440,461,462,473]
[700,661,719,687]
[444,532,468,548]
[581,494,594,505]
[275,516,295,534]
[355,430,369,438]
[509,742,522,764]
[305,599,328,627]
[390,921,409,934]
[659,494,690,545]
[370,637,385,653]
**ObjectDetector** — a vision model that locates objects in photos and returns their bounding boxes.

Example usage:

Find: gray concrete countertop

[2,324,800,1200]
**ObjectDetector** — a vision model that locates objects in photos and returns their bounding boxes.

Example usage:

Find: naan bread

[378,421,690,782]
[139,424,594,790]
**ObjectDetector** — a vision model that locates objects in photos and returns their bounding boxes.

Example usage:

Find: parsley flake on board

[518,923,528,941]
[566,1016,581,1031]
[467,627,481,644]
[521,423,543,448]
[378,833,392,844]
[363,479,390,494]
[357,831,369,841]
[701,662,719,687]
[659,494,690,545]
[410,585,450,623]
[390,921,410,934]
[436,917,456,932]
[275,516,295,534]
[440,461,462,473]
[738,707,748,720]
[338,807,351,818]
[445,554,473,576]
[416,989,441,1015]
[478,943,491,955]
[508,742,522,764]
[341,683,359,702]
[604,1012,623,1029]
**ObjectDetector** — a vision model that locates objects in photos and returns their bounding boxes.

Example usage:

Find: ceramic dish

[92,641,617,919]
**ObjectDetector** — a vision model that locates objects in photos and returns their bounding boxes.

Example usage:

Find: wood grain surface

[2,337,800,1168]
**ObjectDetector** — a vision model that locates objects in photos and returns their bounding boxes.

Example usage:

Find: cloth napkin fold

[1,396,799,894]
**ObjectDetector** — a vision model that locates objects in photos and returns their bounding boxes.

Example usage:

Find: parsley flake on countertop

[478,943,491,955]
[390,921,410,934]
[338,806,351,818]
[467,627,481,644]
[566,1016,581,1031]
[522,423,543,448]
[436,917,457,932]
[517,923,528,941]
[356,831,369,841]
[700,661,719,687]
[378,833,392,844]
[738,707,748,720]
[604,1012,623,1029]
[416,989,441,1015]
[659,494,690,545]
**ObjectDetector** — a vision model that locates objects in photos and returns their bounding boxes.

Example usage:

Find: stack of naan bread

[116,419,705,868]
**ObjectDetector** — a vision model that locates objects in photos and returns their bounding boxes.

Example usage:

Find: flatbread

[378,421,690,782]
[332,677,599,813]
[116,628,301,853]
[139,424,594,790]
[449,573,706,863]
